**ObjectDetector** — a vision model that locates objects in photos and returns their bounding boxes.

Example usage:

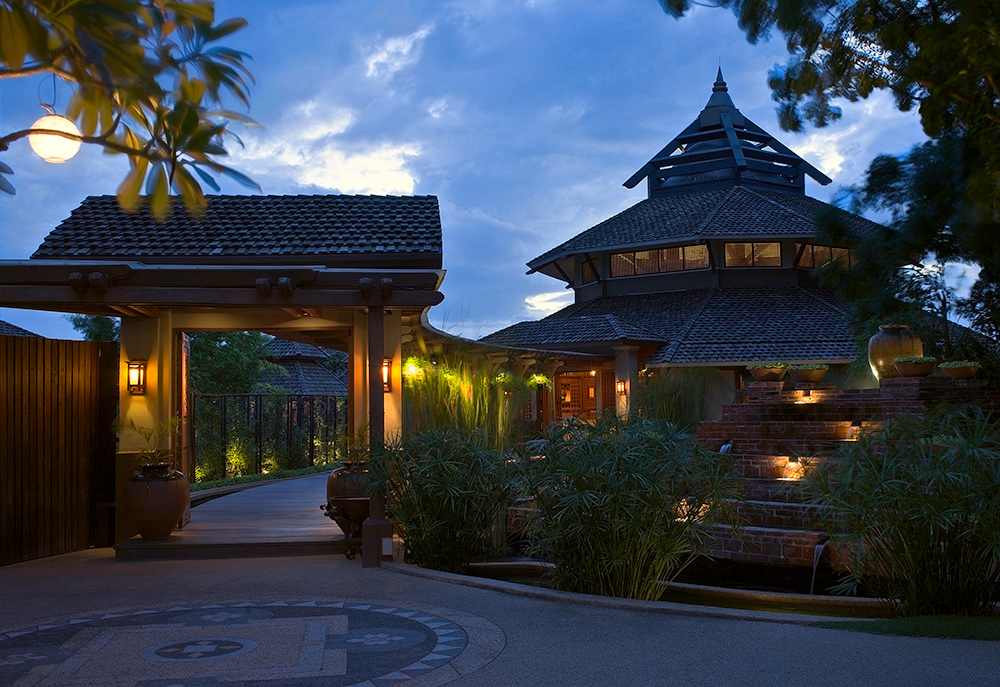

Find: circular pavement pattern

[0,600,504,687]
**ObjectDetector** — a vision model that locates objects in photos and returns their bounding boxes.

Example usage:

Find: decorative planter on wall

[868,324,923,379]
[124,463,189,540]
[748,366,787,382]
[893,360,937,377]
[941,365,979,380]
[788,367,829,384]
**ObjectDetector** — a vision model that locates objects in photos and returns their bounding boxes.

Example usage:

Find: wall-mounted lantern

[127,359,147,394]
[382,358,392,393]
[616,379,626,395]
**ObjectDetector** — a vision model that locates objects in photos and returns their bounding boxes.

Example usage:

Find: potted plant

[893,356,937,378]
[939,360,980,380]
[788,363,829,384]
[746,361,789,382]
[122,418,189,540]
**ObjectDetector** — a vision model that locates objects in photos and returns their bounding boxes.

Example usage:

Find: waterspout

[810,537,828,595]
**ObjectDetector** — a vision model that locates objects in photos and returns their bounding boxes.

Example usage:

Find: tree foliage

[188,331,276,394]
[0,0,258,219]
[67,313,120,341]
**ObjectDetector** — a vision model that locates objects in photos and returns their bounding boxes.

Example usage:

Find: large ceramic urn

[124,463,190,540]
[868,324,923,380]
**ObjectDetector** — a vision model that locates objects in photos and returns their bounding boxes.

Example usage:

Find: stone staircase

[696,376,1000,570]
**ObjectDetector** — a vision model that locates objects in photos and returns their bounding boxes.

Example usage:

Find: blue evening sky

[0,0,928,340]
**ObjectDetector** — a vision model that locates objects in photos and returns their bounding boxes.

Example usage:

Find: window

[725,242,781,267]
[581,260,597,284]
[796,243,854,269]
[610,244,711,277]
[610,253,635,277]
[634,250,659,275]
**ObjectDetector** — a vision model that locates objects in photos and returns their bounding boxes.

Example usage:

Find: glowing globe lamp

[28,114,82,163]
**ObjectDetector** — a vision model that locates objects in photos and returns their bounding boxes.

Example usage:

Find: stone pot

[941,365,979,380]
[788,368,828,384]
[748,366,787,382]
[868,324,922,379]
[321,462,372,558]
[893,360,936,377]
[124,463,189,540]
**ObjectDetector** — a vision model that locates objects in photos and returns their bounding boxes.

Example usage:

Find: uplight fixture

[127,359,147,394]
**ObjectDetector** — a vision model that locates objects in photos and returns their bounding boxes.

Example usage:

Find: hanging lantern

[28,114,82,163]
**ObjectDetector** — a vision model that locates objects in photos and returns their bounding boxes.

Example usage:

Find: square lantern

[382,358,392,393]
[127,359,147,394]
[616,379,626,395]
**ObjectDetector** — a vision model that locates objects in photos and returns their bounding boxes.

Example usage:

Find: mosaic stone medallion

[0,600,502,687]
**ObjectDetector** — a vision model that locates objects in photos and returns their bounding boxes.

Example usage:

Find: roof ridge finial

[713,66,727,93]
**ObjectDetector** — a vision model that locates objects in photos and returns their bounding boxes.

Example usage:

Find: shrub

[789,363,829,371]
[746,361,789,369]
[805,407,1000,616]
[367,427,510,574]
[939,360,980,368]
[630,367,724,428]
[522,416,741,600]
[892,356,936,364]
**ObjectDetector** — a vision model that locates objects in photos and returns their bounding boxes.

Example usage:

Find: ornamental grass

[521,416,741,601]
[805,407,1000,616]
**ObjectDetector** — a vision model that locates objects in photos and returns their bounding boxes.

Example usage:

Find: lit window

[610,252,635,277]
[684,244,709,269]
[634,250,659,274]
[582,260,597,284]
[796,243,854,270]
[660,247,683,272]
[725,242,781,267]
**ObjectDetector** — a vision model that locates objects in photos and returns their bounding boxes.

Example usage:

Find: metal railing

[192,393,347,482]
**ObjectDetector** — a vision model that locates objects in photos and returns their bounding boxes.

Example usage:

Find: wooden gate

[0,335,118,566]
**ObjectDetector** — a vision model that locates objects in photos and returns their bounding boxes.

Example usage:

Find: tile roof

[0,319,41,337]
[481,287,860,365]
[257,361,348,396]
[31,194,442,265]
[528,186,883,270]
[262,337,335,361]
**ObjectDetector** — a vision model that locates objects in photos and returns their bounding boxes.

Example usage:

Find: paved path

[2,477,998,686]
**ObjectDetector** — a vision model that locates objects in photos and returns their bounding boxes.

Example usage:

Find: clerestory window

[724,242,781,267]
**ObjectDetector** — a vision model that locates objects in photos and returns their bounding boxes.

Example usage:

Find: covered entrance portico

[0,194,444,565]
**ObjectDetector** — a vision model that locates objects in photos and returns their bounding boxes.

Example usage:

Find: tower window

[724,242,781,267]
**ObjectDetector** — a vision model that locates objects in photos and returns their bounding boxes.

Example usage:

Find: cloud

[364,25,434,78]
[234,103,421,195]
[525,290,573,317]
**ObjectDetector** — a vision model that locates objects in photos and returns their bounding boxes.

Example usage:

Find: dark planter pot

[942,365,979,380]
[788,368,828,384]
[321,462,372,559]
[868,324,923,380]
[124,463,189,540]
[893,360,936,377]
[749,367,787,382]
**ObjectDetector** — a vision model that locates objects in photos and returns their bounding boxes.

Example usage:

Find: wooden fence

[1,335,118,566]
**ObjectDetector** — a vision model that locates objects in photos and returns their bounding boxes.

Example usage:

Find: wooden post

[363,306,392,567]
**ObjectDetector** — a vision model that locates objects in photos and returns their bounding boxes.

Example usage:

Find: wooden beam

[0,285,445,309]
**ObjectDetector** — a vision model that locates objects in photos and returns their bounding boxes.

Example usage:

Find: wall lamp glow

[616,379,626,395]
[127,359,147,394]
[382,358,392,393]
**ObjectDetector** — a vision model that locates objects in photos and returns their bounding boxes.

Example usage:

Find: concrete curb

[381,562,877,625]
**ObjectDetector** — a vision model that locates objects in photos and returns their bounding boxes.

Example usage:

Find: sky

[0,0,929,341]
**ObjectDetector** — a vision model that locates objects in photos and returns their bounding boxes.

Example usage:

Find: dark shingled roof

[32,194,442,266]
[528,186,883,271]
[257,337,347,395]
[481,287,859,365]
[0,319,41,337]
[257,362,348,396]
[262,338,332,361]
